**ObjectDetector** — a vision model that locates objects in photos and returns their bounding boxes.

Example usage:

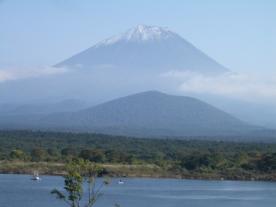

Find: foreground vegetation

[1,130,276,181]
[51,159,110,207]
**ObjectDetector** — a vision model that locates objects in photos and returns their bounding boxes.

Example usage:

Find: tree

[31,148,47,162]
[51,159,110,207]
[180,153,211,171]
[9,149,27,160]
[61,147,78,157]
[79,149,105,163]
[258,153,276,172]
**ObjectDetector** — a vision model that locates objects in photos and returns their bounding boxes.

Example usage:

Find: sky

[0,0,275,73]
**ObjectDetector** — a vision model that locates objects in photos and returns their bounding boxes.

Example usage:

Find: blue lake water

[1,174,276,207]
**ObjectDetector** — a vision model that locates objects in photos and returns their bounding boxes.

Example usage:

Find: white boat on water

[118,179,124,184]
[31,171,41,181]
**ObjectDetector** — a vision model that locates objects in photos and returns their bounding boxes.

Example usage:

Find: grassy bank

[0,161,168,178]
[1,161,276,181]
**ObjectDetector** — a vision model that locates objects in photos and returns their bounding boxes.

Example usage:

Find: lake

[0,174,276,207]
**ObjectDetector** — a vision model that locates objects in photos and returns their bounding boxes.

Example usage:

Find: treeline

[1,130,276,179]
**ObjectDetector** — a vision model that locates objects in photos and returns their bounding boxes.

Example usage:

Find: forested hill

[38,91,262,137]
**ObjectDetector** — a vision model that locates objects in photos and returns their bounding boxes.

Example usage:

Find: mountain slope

[40,91,257,137]
[56,25,227,74]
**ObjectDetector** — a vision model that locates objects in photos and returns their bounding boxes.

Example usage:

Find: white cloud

[161,70,276,102]
[0,66,68,82]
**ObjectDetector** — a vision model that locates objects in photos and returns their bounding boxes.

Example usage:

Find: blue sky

[1,0,275,73]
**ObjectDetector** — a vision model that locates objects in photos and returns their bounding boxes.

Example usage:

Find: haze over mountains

[0,25,275,136]
[0,24,229,105]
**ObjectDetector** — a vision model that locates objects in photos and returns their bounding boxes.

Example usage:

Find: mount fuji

[56,25,228,74]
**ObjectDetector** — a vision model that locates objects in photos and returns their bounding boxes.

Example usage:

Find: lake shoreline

[0,161,275,182]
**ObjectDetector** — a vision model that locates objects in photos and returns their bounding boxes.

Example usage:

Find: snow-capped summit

[56,25,228,74]
[96,25,178,46]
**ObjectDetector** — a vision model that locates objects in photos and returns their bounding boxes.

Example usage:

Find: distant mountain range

[0,99,87,130]
[56,25,227,75]
[34,91,262,137]
[0,25,275,135]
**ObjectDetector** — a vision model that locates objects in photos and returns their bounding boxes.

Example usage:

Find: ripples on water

[0,174,276,207]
